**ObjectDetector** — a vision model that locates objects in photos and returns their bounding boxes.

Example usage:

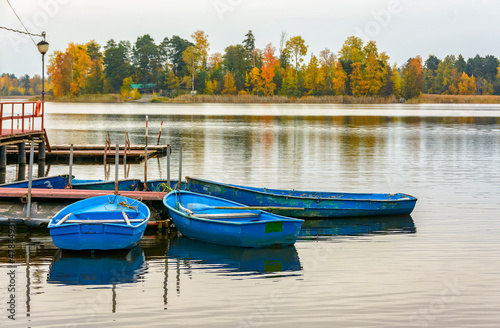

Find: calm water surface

[1,103,499,327]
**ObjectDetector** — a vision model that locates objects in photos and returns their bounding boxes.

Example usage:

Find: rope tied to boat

[105,195,140,212]
[156,183,173,192]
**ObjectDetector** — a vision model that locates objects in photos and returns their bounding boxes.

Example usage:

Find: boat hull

[163,191,303,248]
[71,179,140,191]
[186,177,417,219]
[0,175,71,189]
[48,195,149,251]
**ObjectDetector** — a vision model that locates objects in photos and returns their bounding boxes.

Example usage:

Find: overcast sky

[1,0,499,77]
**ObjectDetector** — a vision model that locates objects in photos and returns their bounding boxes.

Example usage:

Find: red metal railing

[0,101,45,136]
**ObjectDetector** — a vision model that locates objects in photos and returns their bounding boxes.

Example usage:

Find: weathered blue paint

[48,246,146,285]
[168,237,301,273]
[48,195,150,250]
[71,178,140,191]
[163,190,303,248]
[186,177,417,219]
[0,174,72,189]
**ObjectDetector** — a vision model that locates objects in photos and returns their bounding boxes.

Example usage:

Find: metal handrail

[0,101,45,136]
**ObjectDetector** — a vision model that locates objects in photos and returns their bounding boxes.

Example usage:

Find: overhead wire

[3,0,41,45]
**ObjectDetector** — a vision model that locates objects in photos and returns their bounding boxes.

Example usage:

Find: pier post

[18,164,26,181]
[37,160,45,178]
[38,141,46,161]
[0,145,6,171]
[18,142,26,165]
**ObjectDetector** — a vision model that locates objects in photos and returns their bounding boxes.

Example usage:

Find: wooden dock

[6,143,169,163]
[0,188,167,201]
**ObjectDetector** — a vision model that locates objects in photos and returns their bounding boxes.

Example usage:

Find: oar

[122,211,132,226]
[187,203,304,211]
[55,212,72,226]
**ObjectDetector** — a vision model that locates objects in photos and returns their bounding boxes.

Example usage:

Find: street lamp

[36,32,49,101]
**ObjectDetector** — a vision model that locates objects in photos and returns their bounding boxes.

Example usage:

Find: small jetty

[0,101,173,230]
[0,187,167,201]
[0,101,167,166]
[6,143,169,163]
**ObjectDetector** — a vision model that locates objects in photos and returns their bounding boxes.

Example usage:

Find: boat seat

[194,212,260,219]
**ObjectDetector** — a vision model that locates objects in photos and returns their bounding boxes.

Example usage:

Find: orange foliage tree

[260,44,278,96]
[401,56,424,99]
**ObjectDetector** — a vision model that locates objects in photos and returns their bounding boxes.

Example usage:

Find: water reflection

[299,215,415,239]
[48,246,146,285]
[167,237,301,275]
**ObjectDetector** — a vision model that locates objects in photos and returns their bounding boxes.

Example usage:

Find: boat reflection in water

[168,237,301,275]
[299,215,416,239]
[48,245,146,285]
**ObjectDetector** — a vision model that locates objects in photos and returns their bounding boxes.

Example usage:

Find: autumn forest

[2,31,500,102]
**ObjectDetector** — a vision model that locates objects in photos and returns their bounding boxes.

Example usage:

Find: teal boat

[71,178,140,191]
[186,176,417,219]
[163,190,303,248]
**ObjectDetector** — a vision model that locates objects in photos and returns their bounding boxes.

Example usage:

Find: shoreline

[4,94,500,104]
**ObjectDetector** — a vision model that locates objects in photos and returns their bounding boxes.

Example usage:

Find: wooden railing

[0,101,45,136]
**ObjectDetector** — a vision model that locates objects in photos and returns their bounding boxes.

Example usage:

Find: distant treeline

[0,73,47,97]
[3,32,500,100]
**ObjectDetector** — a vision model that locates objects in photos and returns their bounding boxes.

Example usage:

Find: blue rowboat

[185,176,417,219]
[0,174,71,189]
[168,237,301,274]
[71,178,140,191]
[48,246,146,285]
[48,195,150,251]
[163,190,303,248]
[144,179,185,192]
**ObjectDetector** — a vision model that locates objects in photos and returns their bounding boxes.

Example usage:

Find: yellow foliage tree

[68,43,92,96]
[205,79,216,95]
[458,72,476,95]
[349,62,365,97]
[192,30,210,68]
[249,67,264,95]
[304,55,325,95]
[222,72,237,95]
[363,49,384,96]
[331,62,347,95]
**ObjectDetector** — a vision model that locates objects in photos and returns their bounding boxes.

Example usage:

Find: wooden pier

[0,101,168,166]
[0,101,47,169]
[5,143,169,163]
[0,187,167,201]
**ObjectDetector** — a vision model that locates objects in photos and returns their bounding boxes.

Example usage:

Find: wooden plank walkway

[6,143,169,161]
[0,188,167,201]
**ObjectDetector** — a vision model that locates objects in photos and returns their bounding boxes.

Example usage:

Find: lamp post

[36,32,49,101]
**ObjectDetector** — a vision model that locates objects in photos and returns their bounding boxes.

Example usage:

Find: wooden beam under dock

[0,188,167,201]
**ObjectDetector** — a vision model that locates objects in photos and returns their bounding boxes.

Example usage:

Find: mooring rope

[105,195,140,212]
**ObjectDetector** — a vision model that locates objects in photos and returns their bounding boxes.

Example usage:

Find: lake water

[1,103,500,327]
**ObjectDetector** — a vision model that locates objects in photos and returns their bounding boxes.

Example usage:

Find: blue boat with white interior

[48,195,150,250]
[163,190,303,248]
